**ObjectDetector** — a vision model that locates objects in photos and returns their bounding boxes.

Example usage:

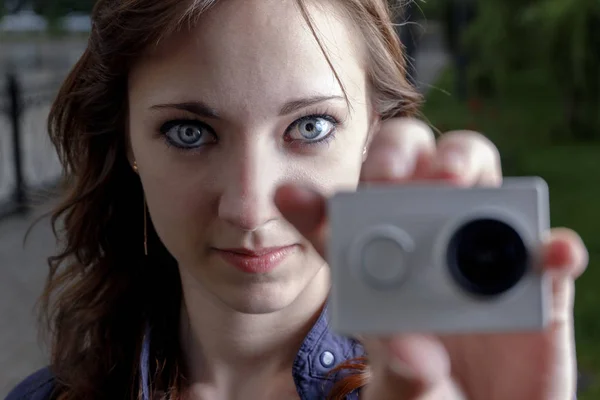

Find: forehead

[128,0,367,117]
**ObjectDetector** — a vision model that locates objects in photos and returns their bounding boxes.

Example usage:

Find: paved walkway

[0,201,58,396]
[0,23,449,398]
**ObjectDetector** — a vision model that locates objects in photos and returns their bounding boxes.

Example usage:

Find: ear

[127,152,136,172]
[124,119,137,172]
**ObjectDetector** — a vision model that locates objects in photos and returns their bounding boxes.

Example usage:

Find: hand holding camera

[276,119,588,400]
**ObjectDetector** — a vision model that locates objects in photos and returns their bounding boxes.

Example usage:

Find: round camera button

[352,226,414,289]
[362,238,407,284]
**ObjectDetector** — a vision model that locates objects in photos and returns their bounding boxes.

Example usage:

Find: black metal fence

[0,72,64,220]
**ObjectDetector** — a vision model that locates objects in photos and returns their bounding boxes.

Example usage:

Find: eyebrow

[278,95,345,115]
[150,101,220,119]
[149,95,345,119]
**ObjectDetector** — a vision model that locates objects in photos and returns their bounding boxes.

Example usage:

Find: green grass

[423,68,600,399]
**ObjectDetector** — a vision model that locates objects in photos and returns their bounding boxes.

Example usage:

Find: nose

[218,142,279,231]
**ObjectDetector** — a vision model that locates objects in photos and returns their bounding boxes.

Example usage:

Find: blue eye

[287,115,337,143]
[160,120,217,149]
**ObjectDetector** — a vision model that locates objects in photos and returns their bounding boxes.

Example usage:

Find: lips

[212,245,297,274]
[220,247,288,256]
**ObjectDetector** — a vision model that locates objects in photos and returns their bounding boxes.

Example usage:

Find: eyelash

[158,108,342,152]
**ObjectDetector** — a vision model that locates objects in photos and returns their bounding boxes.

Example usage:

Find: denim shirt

[5,305,366,400]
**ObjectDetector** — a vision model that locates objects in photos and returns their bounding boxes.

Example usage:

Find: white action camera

[327,177,552,336]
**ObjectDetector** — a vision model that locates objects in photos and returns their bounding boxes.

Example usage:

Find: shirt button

[320,351,335,368]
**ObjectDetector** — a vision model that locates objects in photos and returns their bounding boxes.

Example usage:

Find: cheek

[310,124,370,193]
[145,176,212,223]
[312,149,363,194]
[139,159,217,262]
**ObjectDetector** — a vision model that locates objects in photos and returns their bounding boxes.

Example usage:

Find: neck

[179,267,330,385]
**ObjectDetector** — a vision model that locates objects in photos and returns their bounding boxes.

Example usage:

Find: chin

[217,262,329,315]
[180,252,329,315]
[218,280,307,315]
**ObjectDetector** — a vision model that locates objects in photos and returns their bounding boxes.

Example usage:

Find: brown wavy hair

[40,0,422,399]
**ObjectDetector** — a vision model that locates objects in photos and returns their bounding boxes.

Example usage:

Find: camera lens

[446,218,528,297]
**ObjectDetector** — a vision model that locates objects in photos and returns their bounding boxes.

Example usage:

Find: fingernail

[437,150,465,175]
[362,150,415,181]
[392,153,415,178]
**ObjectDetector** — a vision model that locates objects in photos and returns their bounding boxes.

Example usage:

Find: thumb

[362,335,453,400]
[274,184,328,258]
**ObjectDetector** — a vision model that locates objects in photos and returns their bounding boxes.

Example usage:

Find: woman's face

[128,0,374,313]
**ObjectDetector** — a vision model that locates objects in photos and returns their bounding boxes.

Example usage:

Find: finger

[362,335,452,400]
[360,118,436,183]
[274,184,327,258]
[428,131,502,187]
[537,228,588,326]
[542,228,588,279]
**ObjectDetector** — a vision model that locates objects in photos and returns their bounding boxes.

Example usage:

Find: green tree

[434,0,600,141]
[33,0,95,20]
[461,0,542,97]
[521,0,600,140]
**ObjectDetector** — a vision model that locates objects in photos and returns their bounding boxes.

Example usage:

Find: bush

[445,0,600,141]
[521,0,600,140]
[414,0,449,20]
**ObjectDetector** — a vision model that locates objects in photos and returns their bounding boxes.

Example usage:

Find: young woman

[6,0,588,399]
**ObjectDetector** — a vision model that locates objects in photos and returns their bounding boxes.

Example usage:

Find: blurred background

[0,0,598,398]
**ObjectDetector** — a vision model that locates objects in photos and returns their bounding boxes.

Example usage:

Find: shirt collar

[293,304,365,399]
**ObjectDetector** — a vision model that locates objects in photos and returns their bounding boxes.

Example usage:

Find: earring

[143,197,148,256]
[362,147,368,162]
[133,161,148,255]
